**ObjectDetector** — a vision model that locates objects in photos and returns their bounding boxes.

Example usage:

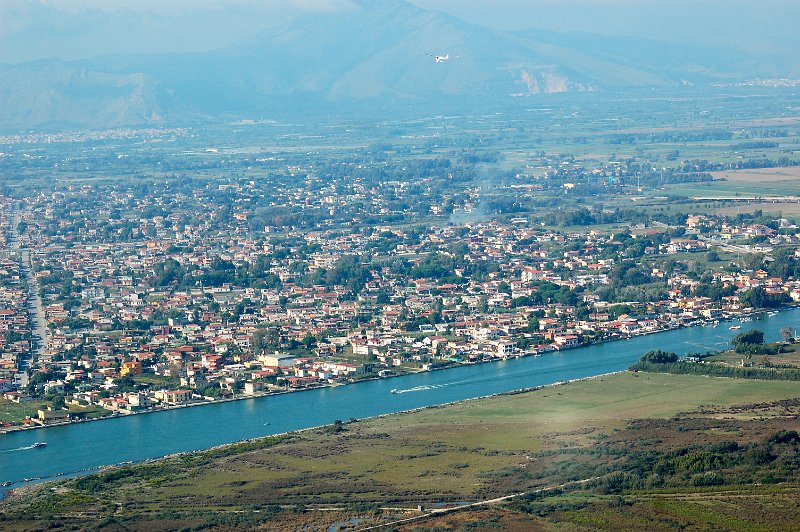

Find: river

[2,309,798,487]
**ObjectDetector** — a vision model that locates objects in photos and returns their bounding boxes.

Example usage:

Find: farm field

[712,167,800,183]
[714,201,800,215]
[658,167,800,200]
[3,372,800,530]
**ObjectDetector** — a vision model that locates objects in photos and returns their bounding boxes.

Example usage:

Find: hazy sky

[1,0,798,63]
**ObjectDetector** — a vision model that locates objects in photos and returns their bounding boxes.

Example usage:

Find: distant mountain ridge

[0,0,792,131]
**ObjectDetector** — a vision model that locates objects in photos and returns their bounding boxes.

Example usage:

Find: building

[126,392,151,411]
[120,361,142,376]
[35,407,70,425]
[258,352,297,367]
[154,389,193,404]
[243,381,265,395]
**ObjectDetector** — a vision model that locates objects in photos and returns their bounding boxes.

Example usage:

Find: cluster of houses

[2,182,799,428]
[0,198,33,395]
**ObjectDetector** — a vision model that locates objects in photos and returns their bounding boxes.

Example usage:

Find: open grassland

[662,181,800,199]
[630,195,800,218]
[707,342,800,370]
[660,167,800,200]
[409,485,800,532]
[2,373,800,530]
[712,167,800,183]
[0,399,107,426]
[714,201,800,216]
[0,399,41,424]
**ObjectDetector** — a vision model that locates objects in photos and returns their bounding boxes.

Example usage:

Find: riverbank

[5,305,791,435]
[2,365,438,435]
[4,306,798,489]
[1,370,626,490]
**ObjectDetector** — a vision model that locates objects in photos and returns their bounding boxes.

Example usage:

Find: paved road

[697,235,774,261]
[10,204,46,387]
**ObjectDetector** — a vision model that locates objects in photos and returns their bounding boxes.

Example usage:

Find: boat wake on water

[390,372,498,394]
[1,443,46,453]
[389,365,562,394]
[391,383,450,394]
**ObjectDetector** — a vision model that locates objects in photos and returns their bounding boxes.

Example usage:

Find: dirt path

[357,477,600,531]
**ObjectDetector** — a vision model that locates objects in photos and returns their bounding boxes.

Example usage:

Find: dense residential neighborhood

[1,178,798,430]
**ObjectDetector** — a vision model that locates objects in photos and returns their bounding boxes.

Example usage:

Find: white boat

[729,325,741,330]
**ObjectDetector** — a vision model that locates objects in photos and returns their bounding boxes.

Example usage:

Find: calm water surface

[2,309,799,486]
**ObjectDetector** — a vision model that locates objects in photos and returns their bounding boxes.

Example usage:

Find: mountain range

[1,0,795,131]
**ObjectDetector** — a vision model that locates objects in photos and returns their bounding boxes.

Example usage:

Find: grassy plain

[659,167,800,200]
[3,372,800,530]
[707,342,800,369]
[0,399,41,424]
[714,201,800,216]
[410,485,800,531]
[0,399,107,426]
[712,167,800,183]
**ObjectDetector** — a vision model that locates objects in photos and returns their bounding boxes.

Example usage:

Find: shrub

[769,430,800,445]
[640,350,678,364]
[732,329,764,353]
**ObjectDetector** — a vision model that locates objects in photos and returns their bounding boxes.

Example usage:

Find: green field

[0,399,107,426]
[707,342,800,369]
[0,399,40,424]
[659,168,800,199]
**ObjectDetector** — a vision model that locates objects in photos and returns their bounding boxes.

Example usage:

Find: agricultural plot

[660,167,800,200]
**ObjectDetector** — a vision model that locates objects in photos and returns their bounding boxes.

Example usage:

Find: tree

[780,326,794,343]
[609,304,633,319]
[324,255,372,291]
[114,375,138,393]
[740,287,789,309]
[732,329,765,354]
[641,350,678,364]
[497,281,512,296]
[252,327,280,354]
[375,290,391,305]
[301,333,317,349]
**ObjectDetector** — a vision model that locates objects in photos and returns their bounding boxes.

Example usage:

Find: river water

[2,310,798,486]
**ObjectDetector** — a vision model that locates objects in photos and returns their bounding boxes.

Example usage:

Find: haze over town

[2,0,799,63]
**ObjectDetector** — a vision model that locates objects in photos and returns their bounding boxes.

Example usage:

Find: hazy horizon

[1,0,798,64]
